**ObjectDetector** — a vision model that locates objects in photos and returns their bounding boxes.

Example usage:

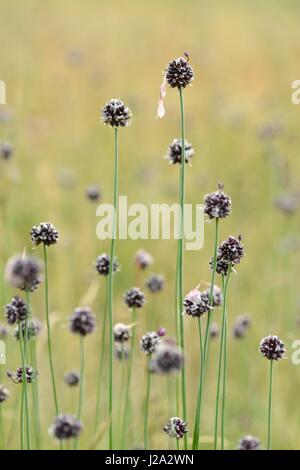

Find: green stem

[267,360,273,450]
[0,403,4,449]
[221,306,228,450]
[178,86,187,450]
[143,356,152,450]
[107,127,119,450]
[121,308,136,449]
[19,323,30,450]
[19,338,25,450]
[74,337,84,450]
[213,272,230,450]
[192,318,204,450]
[94,278,108,435]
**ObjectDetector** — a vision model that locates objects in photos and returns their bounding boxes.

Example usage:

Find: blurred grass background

[0,0,300,450]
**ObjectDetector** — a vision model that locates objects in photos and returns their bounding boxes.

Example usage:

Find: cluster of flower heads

[5,254,42,293]
[150,339,184,374]
[101,98,132,128]
[204,183,232,220]
[0,384,10,403]
[233,314,251,339]
[4,296,28,325]
[259,335,285,361]
[163,417,188,439]
[69,307,96,337]
[7,366,37,384]
[145,274,165,293]
[237,435,261,450]
[165,139,194,165]
[135,249,153,271]
[30,222,59,247]
[124,287,146,309]
[14,318,42,341]
[210,235,244,276]
[95,253,120,276]
[0,141,13,160]
[183,288,211,318]
[64,371,80,387]
[50,414,82,441]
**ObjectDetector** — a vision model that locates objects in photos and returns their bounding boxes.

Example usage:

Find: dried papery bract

[100,98,132,450]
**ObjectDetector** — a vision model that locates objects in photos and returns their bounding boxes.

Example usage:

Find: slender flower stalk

[191,318,204,449]
[143,356,152,450]
[19,326,30,450]
[267,360,273,450]
[74,337,85,450]
[221,281,228,450]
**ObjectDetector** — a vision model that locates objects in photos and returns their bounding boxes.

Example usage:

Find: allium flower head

[69,307,96,337]
[51,414,82,440]
[4,296,28,325]
[113,323,131,343]
[30,222,59,247]
[165,56,194,89]
[259,335,285,361]
[95,253,119,276]
[204,183,232,219]
[64,371,80,387]
[151,340,184,374]
[86,185,101,202]
[237,435,261,450]
[140,331,161,355]
[124,287,146,309]
[183,289,211,318]
[101,98,132,127]
[166,138,194,165]
[7,366,36,384]
[163,417,188,439]
[5,254,43,293]
[14,318,42,341]
[0,385,10,403]
[205,284,223,307]
[0,141,13,160]
[210,255,230,276]
[218,235,244,265]
[145,274,165,293]
[135,249,153,270]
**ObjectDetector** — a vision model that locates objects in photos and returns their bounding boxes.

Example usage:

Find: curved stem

[267,360,273,450]
[121,308,136,449]
[178,86,187,450]
[107,127,119,449]
[143,356,152,450]
[74,337,84,450]
[192,318,204,450]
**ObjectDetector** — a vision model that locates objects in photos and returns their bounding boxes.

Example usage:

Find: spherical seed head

[69,307,96,337]
[115,344,130,360]
[64,371,80,387]
[86,185,101,202]
[218,235,244,265]
[204,184,232,219]
[259,335,285,361]
[0,141,13,160]
[163,417,188,439]
[165,57,194,88]
[210,323,219,339]
[5,254,43,293]
[14,318,42,341]
[4,296,28,325]
[101,98,132,127]
[30,222,59,247]
[7,366,36,384]
[95,253,120,276]
[140,331,160,355]
[124,287,146,309]
[0,385,10,403]
[135,249,153,270]
[113,323,131,343]
[233,322,246,339]
[51,414,82,440]
[151,340,184,374]
[183,289,211,318]
[0,324,9,339]
[166,139,194,165]
[237,435,261,450]
[205,285,223,307]
[210,255,230,276]
[145,274,165,293]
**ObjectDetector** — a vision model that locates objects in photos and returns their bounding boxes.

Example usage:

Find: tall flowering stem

[74,337,84,450]
[191,318,204,450]
[143,356,152,450]
[220,277,228,450]
[213,271,230,450]
[19,323,30,449]
[267,359,273,450]
[107,127,119,449]
[178,85,187,450]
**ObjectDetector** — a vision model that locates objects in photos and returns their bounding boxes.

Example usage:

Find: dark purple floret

[237,435,261,450]
[95,253,119,276]
[69,307,96,337]
[124,287,146,309]
[101,99,131,127]
[165,57,194,88]
[4,296,28,325]
[204,183,232,220]
[30,222,59,247]
[259,335,285,361]
[163,417,188,439]
[51,414,82,440]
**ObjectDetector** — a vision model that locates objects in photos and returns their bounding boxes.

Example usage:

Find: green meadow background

[0,0,299,449]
